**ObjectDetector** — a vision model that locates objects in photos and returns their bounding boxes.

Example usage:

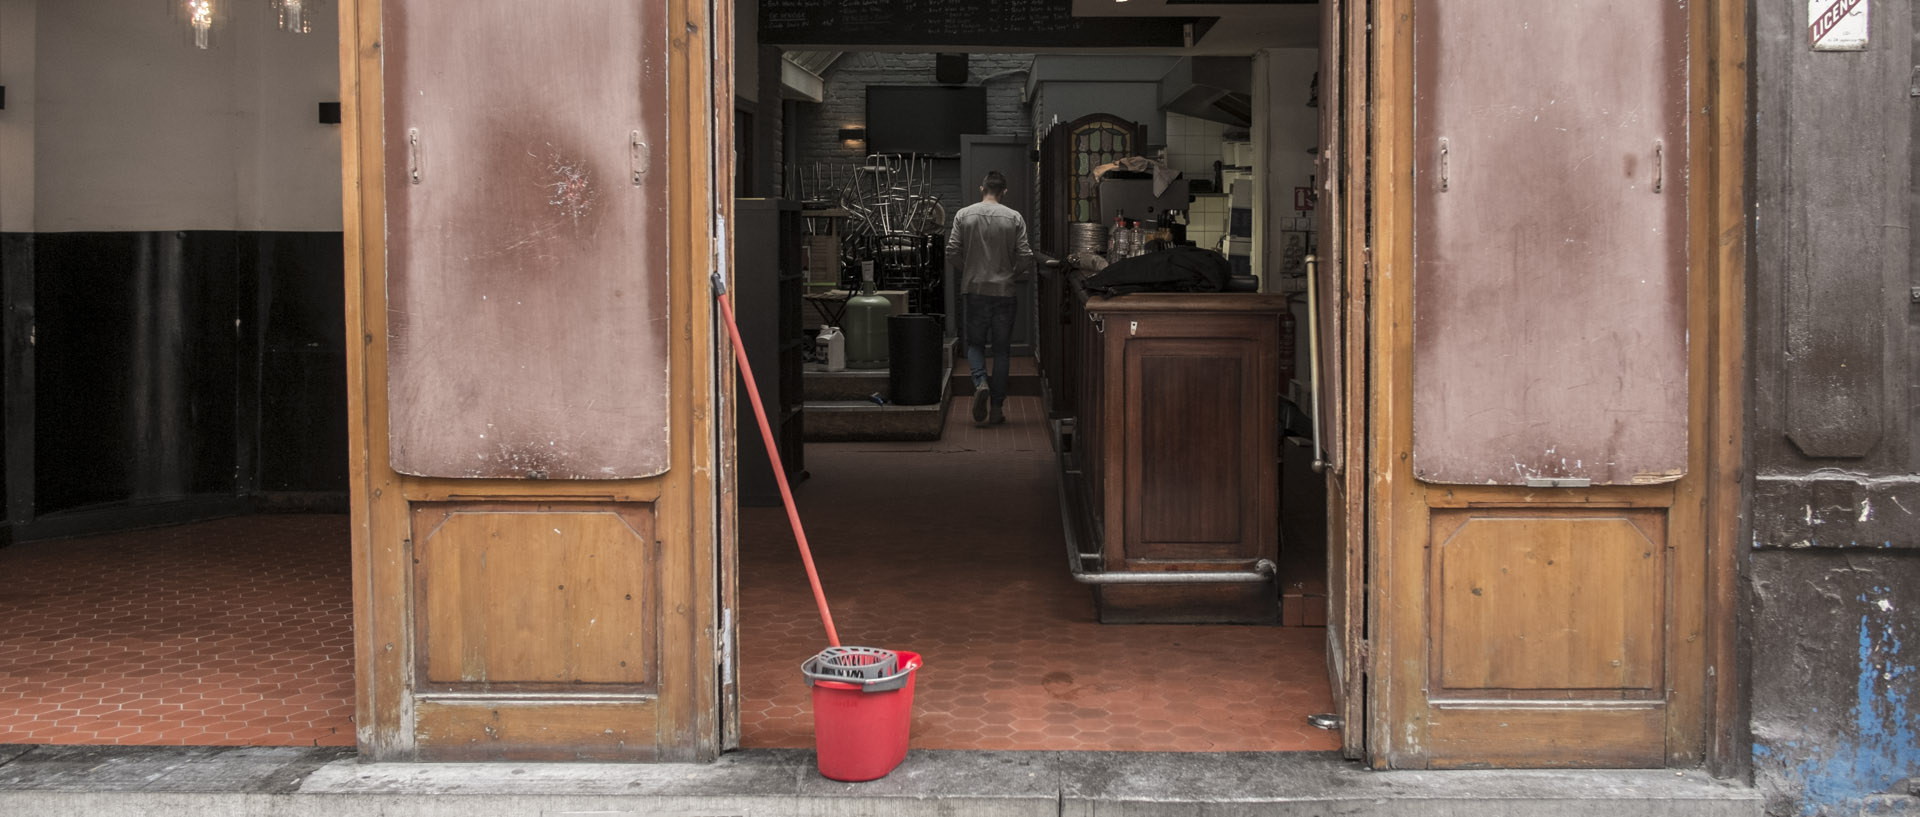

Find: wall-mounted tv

[864,85,988,157]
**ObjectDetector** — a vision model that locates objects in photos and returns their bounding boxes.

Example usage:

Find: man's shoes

[989,405,1006,425]
[972,385,990,423]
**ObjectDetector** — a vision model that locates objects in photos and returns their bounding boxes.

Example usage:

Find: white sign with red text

[1810,0,1868,51]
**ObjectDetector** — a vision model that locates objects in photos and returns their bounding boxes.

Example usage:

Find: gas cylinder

[843,264,891,369]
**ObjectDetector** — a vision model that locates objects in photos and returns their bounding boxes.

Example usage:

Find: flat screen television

[864,85,988,157]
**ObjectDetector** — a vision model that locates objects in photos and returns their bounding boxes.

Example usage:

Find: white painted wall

[0,0,37,231]
[230,0,342,232]
[1260,48,1318,217]
[25,0,339,232]
[1253,48,1320,394]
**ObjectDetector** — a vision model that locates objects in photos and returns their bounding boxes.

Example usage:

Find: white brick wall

[788,52,1035,215]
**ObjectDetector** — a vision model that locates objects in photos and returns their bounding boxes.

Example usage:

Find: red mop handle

[716,293,841,647]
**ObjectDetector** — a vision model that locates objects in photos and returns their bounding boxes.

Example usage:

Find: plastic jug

[817,325,846,372]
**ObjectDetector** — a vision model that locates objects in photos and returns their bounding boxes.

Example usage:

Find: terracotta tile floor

[740,393,1339,752]
[0,390,1332,753]
[0,515,354,746]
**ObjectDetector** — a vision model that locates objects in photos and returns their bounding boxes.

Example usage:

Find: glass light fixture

[186,0,215,49]
[271,0,320,34]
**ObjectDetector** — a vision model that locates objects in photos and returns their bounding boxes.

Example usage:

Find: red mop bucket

[803,647,922,782]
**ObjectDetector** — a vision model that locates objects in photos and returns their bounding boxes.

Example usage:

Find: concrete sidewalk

[0,744,1764,817]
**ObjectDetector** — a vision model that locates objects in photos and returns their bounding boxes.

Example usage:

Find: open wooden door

[340,0,727,761]
[1314,0,1369,761]
[1362,0,1745,769]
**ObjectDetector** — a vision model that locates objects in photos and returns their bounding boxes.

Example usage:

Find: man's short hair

[982,171,1008,197]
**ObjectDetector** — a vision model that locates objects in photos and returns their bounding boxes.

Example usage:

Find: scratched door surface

[384,0,671,480]
[1411,0,1689,487]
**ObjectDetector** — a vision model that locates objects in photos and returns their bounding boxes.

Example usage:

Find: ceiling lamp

[271,0,320,34]
[182,0,217,49]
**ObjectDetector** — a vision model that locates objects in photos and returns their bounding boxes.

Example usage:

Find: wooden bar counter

[1045,261,1289,624]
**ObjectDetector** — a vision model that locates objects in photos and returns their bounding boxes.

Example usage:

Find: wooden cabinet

[1056,276,1290,623]
[733,198,805,506]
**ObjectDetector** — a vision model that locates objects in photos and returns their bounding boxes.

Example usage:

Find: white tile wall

[1186,194,1229,252]
[1164,113,1319,251]
[1163,113,1229,183]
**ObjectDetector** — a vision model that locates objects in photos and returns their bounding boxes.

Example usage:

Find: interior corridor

[738,392,1338,752]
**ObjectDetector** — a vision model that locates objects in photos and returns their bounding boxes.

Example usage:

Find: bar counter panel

[1047,267,1287,624]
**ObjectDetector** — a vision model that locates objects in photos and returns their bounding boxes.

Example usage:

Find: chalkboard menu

[760,0,1202,48]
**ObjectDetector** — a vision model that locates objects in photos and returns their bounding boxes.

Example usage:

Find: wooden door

[1314,0,1370,761]
[340,0,726,761]
[1363,0,1746,769]
[1043,114,1145,259]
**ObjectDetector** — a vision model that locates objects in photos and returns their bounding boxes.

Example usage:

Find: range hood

[1158,57,1253,128]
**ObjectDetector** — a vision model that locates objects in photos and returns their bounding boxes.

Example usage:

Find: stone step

[803,396,949,442]
[0,746,1767,817]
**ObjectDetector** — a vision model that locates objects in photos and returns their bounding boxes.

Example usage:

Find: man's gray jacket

[945,200,1035,298]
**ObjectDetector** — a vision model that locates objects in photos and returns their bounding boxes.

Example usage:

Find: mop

[715,287,921,782]
[715,291,840,647]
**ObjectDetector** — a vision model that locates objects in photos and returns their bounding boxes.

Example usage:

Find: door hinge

[718,608,735,685]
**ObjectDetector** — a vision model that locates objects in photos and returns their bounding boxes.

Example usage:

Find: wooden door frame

[1358,0,1748,771]
[339,0,728,760]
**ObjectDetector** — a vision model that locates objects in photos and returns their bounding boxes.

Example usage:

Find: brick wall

[789,52,1034,216]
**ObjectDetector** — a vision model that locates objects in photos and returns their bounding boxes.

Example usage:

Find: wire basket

[802,646,915,693]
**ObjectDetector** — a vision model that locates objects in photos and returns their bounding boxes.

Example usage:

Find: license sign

[1810,0,1868,51]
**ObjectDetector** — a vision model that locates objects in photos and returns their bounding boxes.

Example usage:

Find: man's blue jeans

[964,293,1017,407]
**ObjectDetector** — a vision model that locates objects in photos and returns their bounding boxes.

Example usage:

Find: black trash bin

[887,314,944,406]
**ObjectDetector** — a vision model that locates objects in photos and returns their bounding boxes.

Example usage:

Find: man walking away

[946,170,1034,426]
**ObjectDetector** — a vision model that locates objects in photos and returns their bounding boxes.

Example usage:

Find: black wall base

[0,230,349,542]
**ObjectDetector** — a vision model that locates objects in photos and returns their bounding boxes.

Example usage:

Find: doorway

[732,405,1337,751]
[727,40,1339,753]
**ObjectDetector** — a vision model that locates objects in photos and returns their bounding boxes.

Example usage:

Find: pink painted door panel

[383,0,671,479]
[1412,0,1689,485]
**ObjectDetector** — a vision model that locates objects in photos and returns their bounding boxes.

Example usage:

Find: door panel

[415,503,658,689]
[1119,328,1275,567]
[1426,706,1665,768]
[1410,0,1689,487]
[342,0,722,762]
[382,0,672,480]
[1431,512,1663,694]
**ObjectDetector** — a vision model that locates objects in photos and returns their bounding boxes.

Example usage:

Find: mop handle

[716,293,842,648]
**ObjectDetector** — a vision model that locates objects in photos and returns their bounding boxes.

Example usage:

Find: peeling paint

[1755,588,1917,815]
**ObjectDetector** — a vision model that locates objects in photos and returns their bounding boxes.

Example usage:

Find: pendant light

[271,0,321,34]
[182,0,217,49]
